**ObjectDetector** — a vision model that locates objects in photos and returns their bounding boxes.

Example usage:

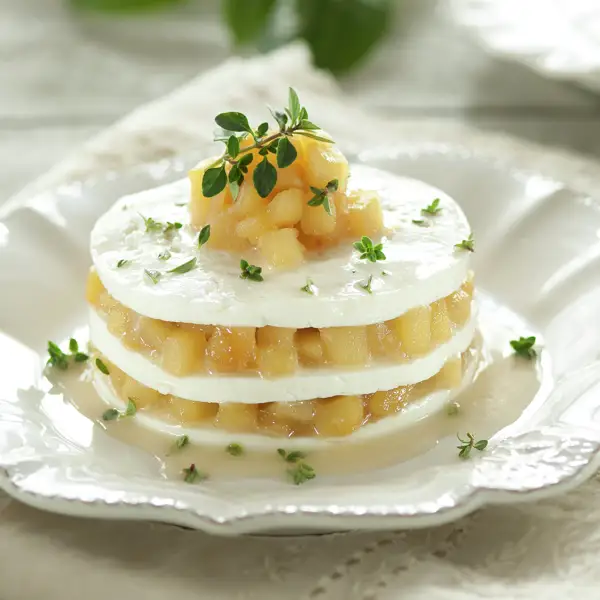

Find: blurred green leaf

[69,0,186,12]
[296,0,391,73]
[223,0,278,46]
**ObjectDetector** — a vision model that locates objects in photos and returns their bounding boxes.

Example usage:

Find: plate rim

[4,134,600,534]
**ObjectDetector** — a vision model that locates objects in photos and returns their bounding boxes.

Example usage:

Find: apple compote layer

[87,269,474,377]
[97,351,468,438]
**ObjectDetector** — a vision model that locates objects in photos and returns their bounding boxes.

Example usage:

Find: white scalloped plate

[449,0,600,93]
[3,142,600,535]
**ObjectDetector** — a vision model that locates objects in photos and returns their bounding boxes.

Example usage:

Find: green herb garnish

[182,463,208,484]
[95,358,110,375]
[446,402,460,416]
[226,443,244,457]
[455,233,475,252]
[47,339,89,370]
[116,259,130,268]
[359,274,374,294]
[287,462,316,485]
[197,224,211,248]
[164,221,183,235]
[202,88,333,200]
[353,236,386,263]
[102,408,120,422]
[240,259,263,282]
[307,179,338,215]
[277,449,307,463]
[175,435,189,450]
[101,397,136,422]
[168,257,197,275]
[158,250,171,261]
[421,198,441,215]
[140,214,163,233]
[301,278,316,295]
[144,269,161,284]
[457,432,488,459]
[510,336,537,359]
[412,219,427,226]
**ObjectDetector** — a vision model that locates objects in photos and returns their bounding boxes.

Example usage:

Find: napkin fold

[5,42,600,600]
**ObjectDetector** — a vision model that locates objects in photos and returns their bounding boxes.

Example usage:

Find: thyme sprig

[46,338,89,370]
[202,88,333,201]
[457,432,488,459]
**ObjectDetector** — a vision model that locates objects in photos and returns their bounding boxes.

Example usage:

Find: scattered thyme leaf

[182,463,208,484]
[95,358,110,375]
[46,341,69,370]
[175,435,189,450]
[455,233,475,252]
[116,259,131,268]
[144,269,161,285]
[158,250,171,261]
[301,278,316,295]
[307,179,337,215]
[412,219,427,226]
[164,221,183,235]
[446,402,460,416]
[226,443,244,457]
[359,274,374,294]
[240,259,263,282]
[353,236,386,263]
[198,224,211,248]
[139,213,163,233]
[510,336,537,359]
[421,198,441,216]
[287,462,316,485]
[168,257,197,275]
[47,339,89,370]
[124,398,137,417]
[102,408,120,422]
[457,432,488,459]
[277,449,307,463]
[381,270,390,276]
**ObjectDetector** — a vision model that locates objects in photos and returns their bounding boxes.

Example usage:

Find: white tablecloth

[4,44,600,600]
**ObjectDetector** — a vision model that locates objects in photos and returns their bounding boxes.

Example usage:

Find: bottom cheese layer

[94,348,473,439]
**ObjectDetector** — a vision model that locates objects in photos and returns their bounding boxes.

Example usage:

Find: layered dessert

[87,90,476,447]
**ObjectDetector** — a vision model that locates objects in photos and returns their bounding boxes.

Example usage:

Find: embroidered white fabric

[4,44,600,600]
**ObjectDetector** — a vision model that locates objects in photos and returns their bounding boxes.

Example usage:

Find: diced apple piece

[446,289,471,326]
[107,362,127,392]
[121,377,162,409]
[215,403,258,432]
[86,269,105,307]
[231,182,268,217]
[369,385,413,418]
[295,329,323,365]
[98,291,119,313]
[207,326,256,372]
[266,188,304,227]
[346,191,384,237]
[161,327,207,376]
[434,356,463,389]
[263,400,316,424]
[392,306,432,357]
[138,317,175,350]
[299,137,349,192]
[321,326,370,366]
[206,213,246,251]
[272,163,304,194]
[256,326,298,376]
[300,198,337,236]
[258,228,305,269]
[236,213,274,246]
[431,299,452,346]
[107,304,132,338]
[366,322,402,358]
[315,395,364,437]
[169,396,218,423]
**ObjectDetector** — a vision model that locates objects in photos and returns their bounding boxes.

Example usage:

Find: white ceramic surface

[449,0,600,94]
[2,145,600,535]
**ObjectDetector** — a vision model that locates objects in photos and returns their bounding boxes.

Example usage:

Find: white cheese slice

[90,307,476,403]
[90,165,471,328]
[92,356,476,450]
